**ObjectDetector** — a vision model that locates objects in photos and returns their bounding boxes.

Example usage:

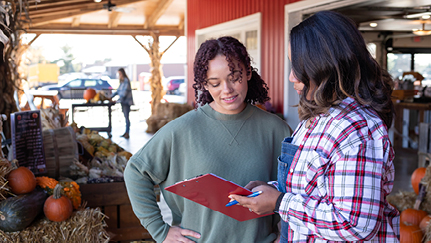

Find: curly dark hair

[290,11,394,128]
[193,36,269,106]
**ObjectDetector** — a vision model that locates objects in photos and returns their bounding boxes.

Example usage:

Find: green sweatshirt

[124,103,292,243]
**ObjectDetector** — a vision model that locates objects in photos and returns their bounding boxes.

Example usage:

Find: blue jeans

[277,137,298,243]
[121,103,131,134]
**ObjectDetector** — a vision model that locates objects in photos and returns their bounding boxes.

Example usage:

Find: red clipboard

[165,173,273,221]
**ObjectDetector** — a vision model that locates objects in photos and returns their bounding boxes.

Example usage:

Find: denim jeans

[277,137,298,243]
[121,103,131,134]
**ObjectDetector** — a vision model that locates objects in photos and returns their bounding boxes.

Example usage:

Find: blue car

[41,78,113,99]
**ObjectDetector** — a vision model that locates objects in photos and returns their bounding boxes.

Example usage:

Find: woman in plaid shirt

[231,11,400,242]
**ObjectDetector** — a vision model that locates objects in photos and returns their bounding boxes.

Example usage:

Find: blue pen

[226,190,263,207]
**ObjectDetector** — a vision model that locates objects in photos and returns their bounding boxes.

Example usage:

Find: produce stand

[80,182,153,242]
[71,102,115,138]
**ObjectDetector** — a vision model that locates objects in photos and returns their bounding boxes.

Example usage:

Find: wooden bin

[80,182,153,243]
[42,126,79,178]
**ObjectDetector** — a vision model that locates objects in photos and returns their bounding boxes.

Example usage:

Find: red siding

[186,0,297,113]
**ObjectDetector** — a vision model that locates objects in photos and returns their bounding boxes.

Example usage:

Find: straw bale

[0,208,109,242]
[146,103,192,133]
[0,159,11,201]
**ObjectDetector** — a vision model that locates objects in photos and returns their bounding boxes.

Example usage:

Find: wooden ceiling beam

[27,0,144,17]
[26,26,184,36]
[72,16,81,27]
[108,11,122,28]
[26,10,102,27]
[144,0,174,28]
[178,14,184,30]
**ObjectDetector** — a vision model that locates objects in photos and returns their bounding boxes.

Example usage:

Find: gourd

[36,176,59,195]
[36,177,81,210]
[44,184,73,222]
[83,88,97,102]
[0,188,48,232]
[411,167,426,195]
[60,181,81,210]
[7,160,36,195]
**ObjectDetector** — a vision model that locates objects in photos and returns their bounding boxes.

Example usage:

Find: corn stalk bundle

[0,1,31,138]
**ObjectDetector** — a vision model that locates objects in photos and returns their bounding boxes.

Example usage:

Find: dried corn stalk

[0,1,31,139]
[133,33,179,115]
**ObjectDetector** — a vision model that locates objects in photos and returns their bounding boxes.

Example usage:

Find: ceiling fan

[101,0,135,13]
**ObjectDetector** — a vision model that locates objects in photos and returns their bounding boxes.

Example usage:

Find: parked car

[164,76,185,95]
[41,78,113,99]
[178,82,187,96]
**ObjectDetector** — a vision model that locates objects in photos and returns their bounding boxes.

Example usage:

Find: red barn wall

[186,0,300,113]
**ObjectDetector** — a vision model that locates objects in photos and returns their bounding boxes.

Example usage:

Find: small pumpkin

[83,88,97,102]
[401,208,428,226]
[44,184,73,222]
[411,167,427,195]
[0,188,48,232]
[7,160,36,195]
[420,214,431,233]
[400,222,423,243]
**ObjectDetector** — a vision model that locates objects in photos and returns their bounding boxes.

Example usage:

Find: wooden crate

[80,182,154,243]
[42,126,79,178]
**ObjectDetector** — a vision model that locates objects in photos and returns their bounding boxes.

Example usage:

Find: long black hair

[193,36,269,106]
[118,68,129,82]
[290,11,394,128]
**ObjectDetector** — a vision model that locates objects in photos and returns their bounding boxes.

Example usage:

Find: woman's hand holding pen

[229,185,281,215]
[163,226,201,243]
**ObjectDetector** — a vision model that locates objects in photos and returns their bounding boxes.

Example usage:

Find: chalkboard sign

[10,110,46,174]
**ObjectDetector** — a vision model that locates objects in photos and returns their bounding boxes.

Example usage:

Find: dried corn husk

[40,108,68,130]
[0,208,109,242]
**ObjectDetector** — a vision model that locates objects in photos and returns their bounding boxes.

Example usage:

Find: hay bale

[146,103,192,133]
[0,158,11,201]
[0,208,109,242]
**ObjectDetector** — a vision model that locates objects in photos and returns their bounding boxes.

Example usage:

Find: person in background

[111,67,134,139]
[230,11,400,242]
[124,36,292,243]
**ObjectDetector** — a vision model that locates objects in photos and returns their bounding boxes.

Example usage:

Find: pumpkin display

[44,184,73,222]
[400,222,424,243]
[411,167,427,195]
[401,208,429,226]
[0,188,48,232]
[83,88,97,102]
[7,160,36,195]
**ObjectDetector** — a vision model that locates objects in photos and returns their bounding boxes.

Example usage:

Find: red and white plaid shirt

[279,97,400,242]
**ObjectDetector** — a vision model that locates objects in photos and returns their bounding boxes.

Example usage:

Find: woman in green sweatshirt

[124,36,292,243]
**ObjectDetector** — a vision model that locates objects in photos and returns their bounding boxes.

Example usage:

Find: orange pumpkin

[44,184,73,222]
[7,160,36,194]
[400,222,423,243]
[420,215,431,233]
[401,208,429,226]
[411,167,427,195]
[83,88,97,102]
